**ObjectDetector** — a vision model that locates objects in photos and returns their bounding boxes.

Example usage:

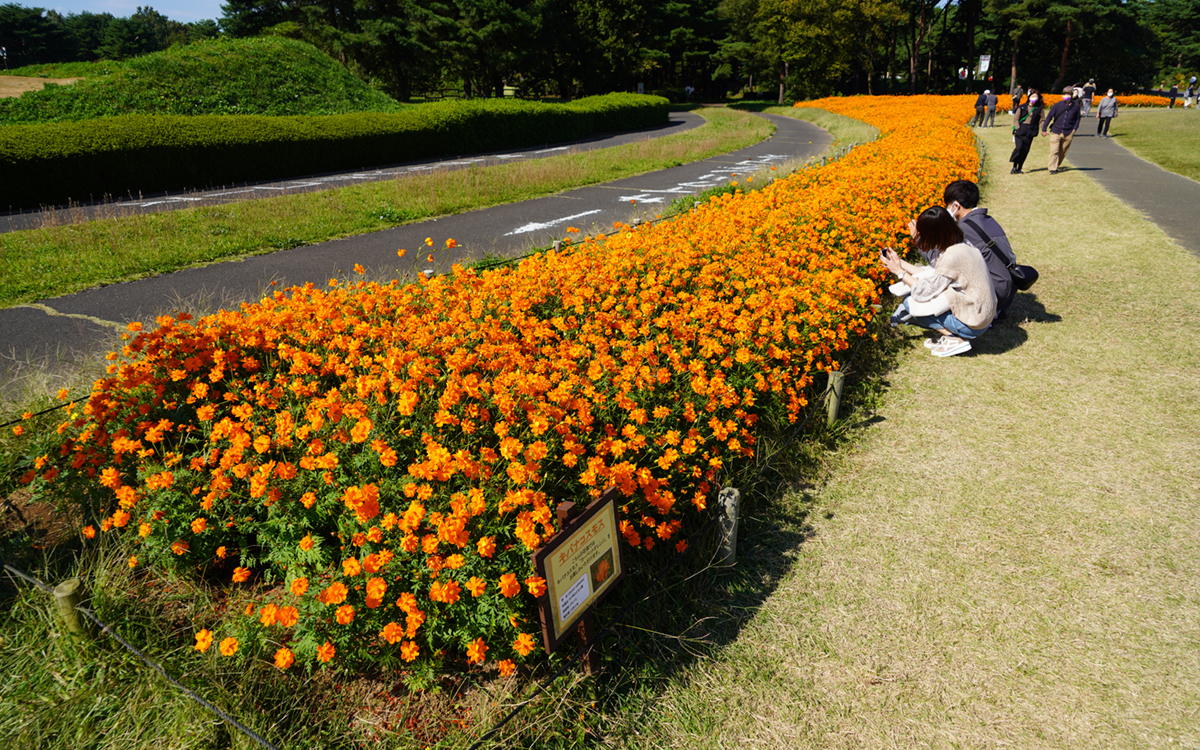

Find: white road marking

[504,209,603,236]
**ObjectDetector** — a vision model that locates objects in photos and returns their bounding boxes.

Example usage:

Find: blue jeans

[893,299,987,340]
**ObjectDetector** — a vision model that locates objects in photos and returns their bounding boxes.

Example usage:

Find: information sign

[978,55,991,73]
[531,488,625,653]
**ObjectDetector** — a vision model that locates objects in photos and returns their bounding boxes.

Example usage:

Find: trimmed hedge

[0,93,669,210]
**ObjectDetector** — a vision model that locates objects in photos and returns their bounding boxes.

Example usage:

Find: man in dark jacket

[942,180,1019,316]
[1041,85,1082,174]
[972,91,987,126]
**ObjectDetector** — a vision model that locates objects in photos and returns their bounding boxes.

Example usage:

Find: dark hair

[943,180,979,209]
[913,206,964,252]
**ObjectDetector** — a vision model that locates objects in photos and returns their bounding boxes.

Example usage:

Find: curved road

[0,112,830,391]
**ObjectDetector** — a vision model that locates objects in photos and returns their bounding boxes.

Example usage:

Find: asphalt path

[1,112,830,390]
[0,111,705,234]
[1058,116,1200,260]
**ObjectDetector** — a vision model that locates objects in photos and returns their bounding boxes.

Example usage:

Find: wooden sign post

[531,487,625,674]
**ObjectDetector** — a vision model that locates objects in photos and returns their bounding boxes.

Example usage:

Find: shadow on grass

[971,291,1062,356]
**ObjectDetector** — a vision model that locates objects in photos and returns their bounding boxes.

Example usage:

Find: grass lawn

[597,121,1200,749]
[1108,109,1200,182]
[0,107,771,308]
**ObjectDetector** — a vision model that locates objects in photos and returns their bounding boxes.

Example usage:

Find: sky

[41,0,226,24]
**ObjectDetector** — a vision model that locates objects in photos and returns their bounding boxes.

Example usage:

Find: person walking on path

[1096,89,1118,138]
[972,90,988,126]
[1011,83,1025,127]
[1082,79,1096,116]
[1042,85,1083,174]
[985,90,998,127]
[1186,80,1196,109]
[1010,89,1043,172]
[1169,83,1179,108]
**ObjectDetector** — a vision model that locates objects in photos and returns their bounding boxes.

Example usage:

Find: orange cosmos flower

[276,606,299,627]
[232,567,251,583]
[336,604,355,625]
[317,641,335,663]
[513,632,536,657]
[219,637,238,656]
[466,577,486,597]
[194,629,213,652]
[171,540,189,555]
[290,577,308,596]
[81,525,96,539]
[299,534,314,551]
[466,637,487,665]
[274,648,295,670]
[342,557,362,577]
[498,573,520,598]
[476,536,496,558]
[498,659,516,676]
[320,582,348,605]
[525,576,547,597]
[381,622,404,644]
[128,556,138,569]
[400,641,419,662]
[191,517,207,534]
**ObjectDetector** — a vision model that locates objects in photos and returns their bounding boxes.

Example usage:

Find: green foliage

[0,92,668,210]
[0,60,125,78]
[0,37,405,124]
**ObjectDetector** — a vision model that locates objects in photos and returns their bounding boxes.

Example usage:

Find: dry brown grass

[602,121,1200,749]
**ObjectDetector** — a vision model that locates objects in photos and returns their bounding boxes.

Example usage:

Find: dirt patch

[1,489,75,546]
[0,75,81,98]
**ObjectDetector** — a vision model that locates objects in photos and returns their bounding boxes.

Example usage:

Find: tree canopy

[1,1,1195,99]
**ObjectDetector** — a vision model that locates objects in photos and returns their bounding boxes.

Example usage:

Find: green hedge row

[0,93,668,210]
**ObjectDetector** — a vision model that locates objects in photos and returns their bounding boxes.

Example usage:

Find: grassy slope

[0,37,402,123]
[1108,109,1200,182]
[601,121,1200,749]
[0,107,771,307]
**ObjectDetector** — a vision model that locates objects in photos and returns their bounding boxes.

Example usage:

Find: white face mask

[1029,96,1038,103]
[1063,94,1072,101]
[1107,91,1114,97]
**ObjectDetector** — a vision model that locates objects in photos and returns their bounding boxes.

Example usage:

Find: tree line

[2,0,1196,101]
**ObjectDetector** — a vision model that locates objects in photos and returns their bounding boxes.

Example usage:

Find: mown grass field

[1107,108,1200,182]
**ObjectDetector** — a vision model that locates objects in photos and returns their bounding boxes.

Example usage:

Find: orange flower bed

[1110,94,1173,107]
[19,95,979,673]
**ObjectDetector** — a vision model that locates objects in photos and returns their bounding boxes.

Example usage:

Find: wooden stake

[826,370,845,426]
[718,487,740,565]
[54,578,93,639]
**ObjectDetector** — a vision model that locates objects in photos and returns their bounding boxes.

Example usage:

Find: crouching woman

[882,206,997,357]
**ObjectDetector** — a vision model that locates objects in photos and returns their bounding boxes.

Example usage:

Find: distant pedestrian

[972,90,988,126]
[1169,83,1179,108]
[1096,88,1117,137]
[1010,89,1043,172]
[985,90,998,127]
[1186,82,1196,109]
[1082,79,1096,116]
[1010,83,1025,128]
[1041,84,1083,174]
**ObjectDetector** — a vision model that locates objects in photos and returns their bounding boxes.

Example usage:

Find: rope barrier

[1,562,281,750]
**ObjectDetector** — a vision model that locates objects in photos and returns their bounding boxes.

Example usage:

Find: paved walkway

[0,112,829,392]
[1060,123,1200,259]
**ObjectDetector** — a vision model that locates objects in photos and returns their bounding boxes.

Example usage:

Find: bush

[0,93,669,210]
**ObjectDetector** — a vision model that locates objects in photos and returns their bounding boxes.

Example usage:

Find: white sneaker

[931,335,972,357]
[923,334,942,349]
